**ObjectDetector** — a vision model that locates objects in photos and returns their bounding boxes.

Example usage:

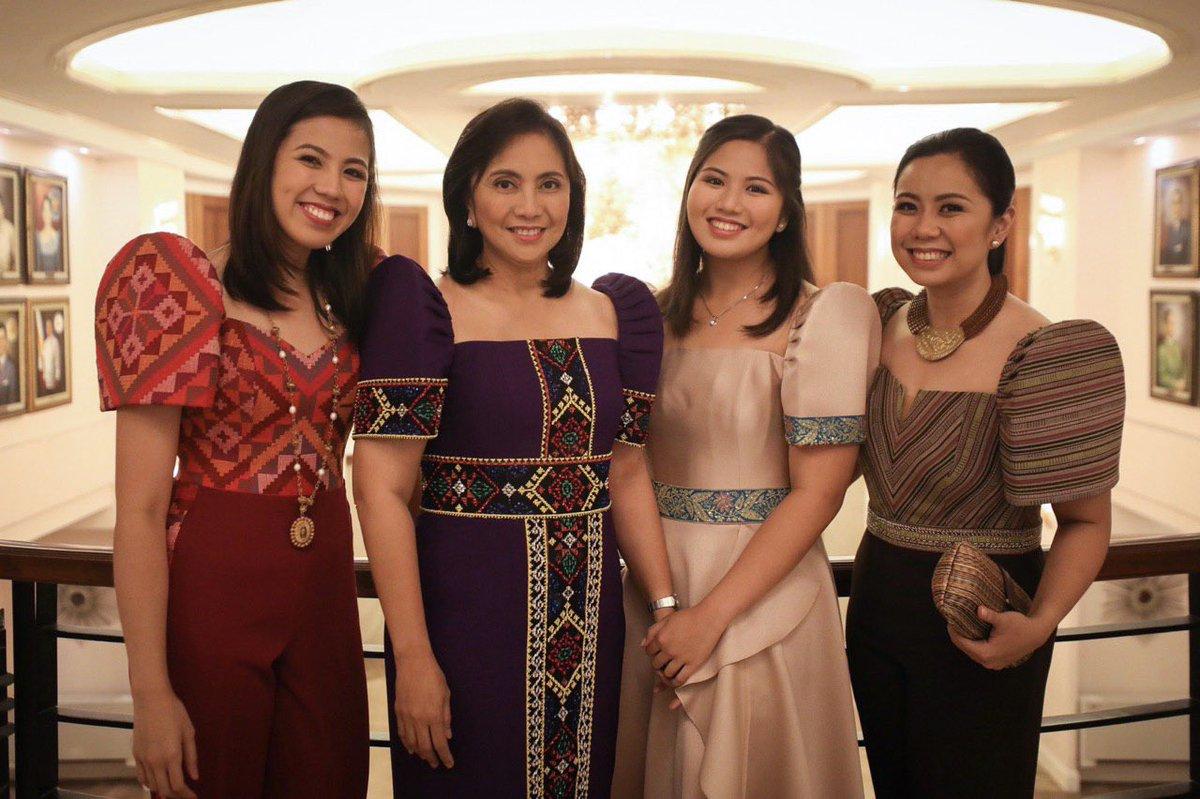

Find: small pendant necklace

[266,303,344,549]
[907,274,1008,361]
[699,272,767,327]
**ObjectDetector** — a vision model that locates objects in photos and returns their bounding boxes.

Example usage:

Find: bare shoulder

[991,294,1051,351]
[573,281,620,326]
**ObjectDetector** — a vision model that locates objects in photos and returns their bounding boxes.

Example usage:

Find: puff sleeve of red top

[592,273,664,447]
[997,319,1125,507]
[95,232,223,411]
[352,256,453,439]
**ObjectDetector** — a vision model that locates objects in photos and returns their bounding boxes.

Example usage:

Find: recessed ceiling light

[156,107,447,173]
[796,102,1062,167]
[78,147,91,155]
[1134,136,1149,145]
[896,85,911,93]
[464,74,762,96]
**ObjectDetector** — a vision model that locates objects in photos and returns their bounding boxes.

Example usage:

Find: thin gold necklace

[699,272,766,327]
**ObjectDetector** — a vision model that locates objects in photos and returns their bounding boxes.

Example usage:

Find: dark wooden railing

[0,534,1197,798]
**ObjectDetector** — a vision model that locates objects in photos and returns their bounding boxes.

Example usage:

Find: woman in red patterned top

[94,82,379,799]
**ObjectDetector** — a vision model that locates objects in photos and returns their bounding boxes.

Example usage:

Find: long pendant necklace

[266,303,343,549]
[699,272,767,327]
[907,273,1008,361]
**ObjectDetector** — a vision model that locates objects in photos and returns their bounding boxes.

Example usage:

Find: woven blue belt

[654,481,789,525]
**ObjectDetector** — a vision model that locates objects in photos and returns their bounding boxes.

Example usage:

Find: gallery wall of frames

[0,161,72,419]
[1151,159,1200,407]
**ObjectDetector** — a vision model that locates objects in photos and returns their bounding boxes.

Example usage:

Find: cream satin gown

[614,282,878,799]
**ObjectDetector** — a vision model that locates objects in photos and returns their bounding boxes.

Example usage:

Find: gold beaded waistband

[866,509,1042,554]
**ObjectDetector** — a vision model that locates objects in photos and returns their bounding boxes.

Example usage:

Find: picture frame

[0,162,23,284]
[1153,160,1200,278]
[1149,290,1198,405]
[27,297,71,410]
[24,170,69,284]
[0,299,26,418]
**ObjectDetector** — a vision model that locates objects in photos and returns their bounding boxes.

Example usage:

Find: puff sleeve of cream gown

[613,283,878,799]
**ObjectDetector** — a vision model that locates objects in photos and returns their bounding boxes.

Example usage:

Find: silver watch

[648,595,680,614]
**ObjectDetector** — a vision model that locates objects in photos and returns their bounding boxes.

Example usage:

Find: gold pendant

[916,326,966,361]
[290,515,315,549]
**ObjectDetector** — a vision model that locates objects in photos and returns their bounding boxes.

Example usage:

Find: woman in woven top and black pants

[846,128,1125,797]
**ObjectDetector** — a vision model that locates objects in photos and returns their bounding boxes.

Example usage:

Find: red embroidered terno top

[95,232,358,551]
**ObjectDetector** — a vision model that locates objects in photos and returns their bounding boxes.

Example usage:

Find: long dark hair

[443,98,585,298]
[223,80,378,341]
[659,114,813,338]
[894,127,1014,276]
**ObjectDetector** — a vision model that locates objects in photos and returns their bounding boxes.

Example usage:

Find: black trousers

[846,533,1054,799]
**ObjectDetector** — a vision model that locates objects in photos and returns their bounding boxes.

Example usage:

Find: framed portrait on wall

[24,170,69,284]
[1153,161,1200,277]
[27,297,70,410]
[0,299,26,418]
[0,163,23,284]
[1149,290,1197,405]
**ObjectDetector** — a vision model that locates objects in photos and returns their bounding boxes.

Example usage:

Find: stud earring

[467,215,476,228]
[990,239,1000,249]
[325,243,332,252]
[776,222,787,233]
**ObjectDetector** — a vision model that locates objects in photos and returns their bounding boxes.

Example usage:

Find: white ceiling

[1,0,1198,187]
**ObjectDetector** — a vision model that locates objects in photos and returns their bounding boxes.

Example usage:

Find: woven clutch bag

[931,541,1032,640]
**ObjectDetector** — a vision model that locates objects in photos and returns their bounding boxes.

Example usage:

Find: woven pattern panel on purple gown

[353,378,447,439]
[617,388,654,446]
[522,338,604,797]
[420,454,611,517]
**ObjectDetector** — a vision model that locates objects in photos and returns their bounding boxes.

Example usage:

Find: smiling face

[685,139,784,266]
[891,153,1013,290]
[270,115,371,263]
[469,132,569,272]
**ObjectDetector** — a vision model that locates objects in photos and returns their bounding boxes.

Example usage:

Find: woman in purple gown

[352,98,676,798]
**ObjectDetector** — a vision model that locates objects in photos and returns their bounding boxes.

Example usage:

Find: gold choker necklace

[907,274,1008,362]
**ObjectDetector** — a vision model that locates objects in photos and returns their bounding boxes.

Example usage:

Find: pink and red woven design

[95,233,223,410]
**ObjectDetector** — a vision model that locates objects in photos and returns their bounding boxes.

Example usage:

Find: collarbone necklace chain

[265,302,343,549]
[700,271,767,327]
[907,273,1008,361]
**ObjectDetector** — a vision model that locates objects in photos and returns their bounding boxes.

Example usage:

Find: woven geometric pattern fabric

[420,454,611,518]
[352,378,446,439]
[860,288,1124,553]
[653,481,789,525]
[95,232,223,410]
[176,320,358,498]
[528,338,596,458]
[616,389,653,446]
[784,414,866,446]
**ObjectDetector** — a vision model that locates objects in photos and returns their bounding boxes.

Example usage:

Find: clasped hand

[948,605,1054,670]
[641,605,724,708]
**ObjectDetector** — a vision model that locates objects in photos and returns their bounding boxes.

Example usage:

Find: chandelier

[548,99,744,155]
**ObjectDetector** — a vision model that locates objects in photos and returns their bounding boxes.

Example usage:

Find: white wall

[0,135,187,540]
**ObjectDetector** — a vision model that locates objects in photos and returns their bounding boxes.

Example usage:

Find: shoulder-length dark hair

[443,98,585,298]
[894,127,1015,276]
[223,80,378,341]
[659,114,814,338]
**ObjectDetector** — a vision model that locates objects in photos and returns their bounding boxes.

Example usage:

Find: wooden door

[1003,186,1031,301]
[804,200,869,288]
[379,205,428,267]
[185,193,230,253]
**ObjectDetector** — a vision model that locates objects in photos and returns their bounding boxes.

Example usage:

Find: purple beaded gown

[352,257,662,798]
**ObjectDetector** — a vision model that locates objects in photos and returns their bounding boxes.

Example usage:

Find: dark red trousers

[165,486,368,799]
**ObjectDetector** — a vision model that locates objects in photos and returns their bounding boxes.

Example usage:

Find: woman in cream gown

[615,115,874,798]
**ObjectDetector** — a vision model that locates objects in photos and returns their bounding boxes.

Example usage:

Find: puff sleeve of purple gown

[352,255,453,440]
[591,273,663,447]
